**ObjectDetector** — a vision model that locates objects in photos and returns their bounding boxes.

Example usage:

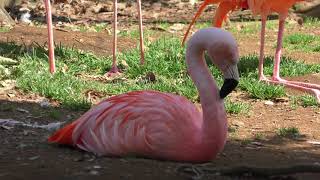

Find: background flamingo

[2,0,145,75]
[183,0,320,103]
[48,27,240,163]
[107,0,145,76]
[0,0,56,74]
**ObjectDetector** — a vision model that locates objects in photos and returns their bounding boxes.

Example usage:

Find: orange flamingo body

[48,27,240,162]
[184,0,320,103]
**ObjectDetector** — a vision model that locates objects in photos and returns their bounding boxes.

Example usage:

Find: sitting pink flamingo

[106,0,145,76]
[183,0,320,103]
[48,27,240,163]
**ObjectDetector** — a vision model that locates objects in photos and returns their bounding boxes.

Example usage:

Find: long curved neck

[186,42,227,147]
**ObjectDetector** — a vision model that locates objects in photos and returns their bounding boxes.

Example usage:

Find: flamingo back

[247,0,305,17]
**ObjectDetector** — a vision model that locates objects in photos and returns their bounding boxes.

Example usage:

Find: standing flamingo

[48,27,240,162]
[183,0,320,103]
[106,0,145,76]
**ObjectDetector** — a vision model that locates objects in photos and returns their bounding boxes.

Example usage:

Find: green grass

[254,133,264,141]
[227,20,291,35]
[0,26,10,33]
[1,34,319,110]
[303,17,320,28]
[277,127,301,138]
[237,55,320,100]
[291,95,319,108]
[283,33,320,52]
[225,100,250,114]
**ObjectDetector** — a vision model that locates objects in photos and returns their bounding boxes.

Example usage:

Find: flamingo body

[49,27,240,163]
[49,90,226,162]
[247,0,304,17]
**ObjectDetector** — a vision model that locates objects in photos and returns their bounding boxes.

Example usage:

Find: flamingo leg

[258,16,267,81]
[105,0,120,76]
[262,17,320,102]
[44,0,55,74]
[106,0,145,76]
[137,0,145,65]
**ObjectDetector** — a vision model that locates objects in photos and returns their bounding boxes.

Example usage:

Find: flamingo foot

[265,77,320,103]
[271,75,320,91]
[258,74,268,81]
[105,66,122,77]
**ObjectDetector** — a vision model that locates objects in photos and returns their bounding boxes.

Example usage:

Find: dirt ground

[1,1,320,180]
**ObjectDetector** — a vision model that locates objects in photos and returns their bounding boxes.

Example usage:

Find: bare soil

[1,1,320,180]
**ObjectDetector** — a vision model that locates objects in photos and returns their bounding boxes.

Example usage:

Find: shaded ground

[1,84,320,180]
[1,1,320,180]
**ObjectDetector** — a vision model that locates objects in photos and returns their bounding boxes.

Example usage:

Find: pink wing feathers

[49,90,204,161]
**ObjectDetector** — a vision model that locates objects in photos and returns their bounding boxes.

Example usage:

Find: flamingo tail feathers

[48,122,78,145]
[182,1,210,46]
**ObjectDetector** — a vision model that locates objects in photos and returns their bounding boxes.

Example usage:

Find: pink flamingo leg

[258,16,267,81]
[137,0,145,65]
[44,0,55,74]
[264,17,320,102]
[106,0,145,77]
[106,0,120,76]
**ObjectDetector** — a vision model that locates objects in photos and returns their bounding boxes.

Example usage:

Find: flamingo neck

[186,44,228,149]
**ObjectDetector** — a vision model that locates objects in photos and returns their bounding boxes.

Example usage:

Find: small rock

[16,108,29,113]
[93,165,102,169]
[251,142,264,146]
[0,125,12,130]
[117,3,126,10]
[307,140,320,146]
[17,143,28,148]
[264,100,274,106]
[20,11,32,24]
[28,155,40,160]
[73,156,84,162]
[89,170,99,175]
[23,130,29,136]
[39,99,51,108]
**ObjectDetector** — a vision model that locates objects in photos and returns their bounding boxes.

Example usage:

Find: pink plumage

[49,27,240,163]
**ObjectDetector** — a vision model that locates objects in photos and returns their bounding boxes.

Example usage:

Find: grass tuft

[225,100,250,114]
[277,127,301,138]
[283,33,320,52]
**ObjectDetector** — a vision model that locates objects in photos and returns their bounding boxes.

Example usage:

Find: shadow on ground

[0,99,320,180]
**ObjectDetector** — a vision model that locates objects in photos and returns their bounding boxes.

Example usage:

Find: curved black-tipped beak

[220,64,239,99]
[220,79,239,99]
